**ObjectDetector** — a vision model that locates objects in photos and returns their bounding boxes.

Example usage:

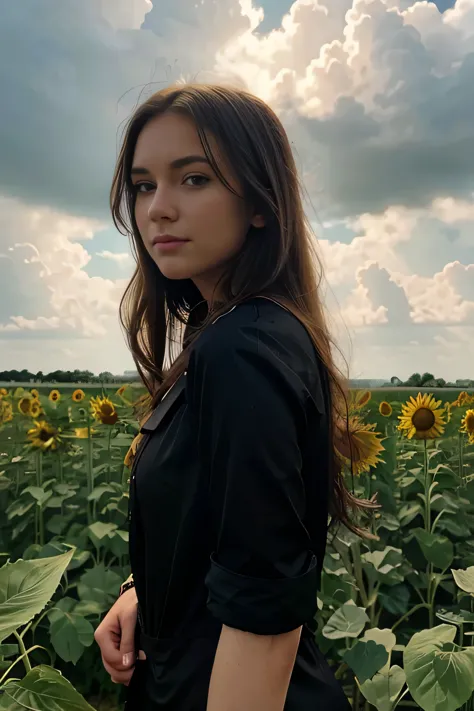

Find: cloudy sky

[1,0,473,381]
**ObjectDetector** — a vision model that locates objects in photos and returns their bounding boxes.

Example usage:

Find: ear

[251,214,265,228]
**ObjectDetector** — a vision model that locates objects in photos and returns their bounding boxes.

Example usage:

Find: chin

[155,258,197,281]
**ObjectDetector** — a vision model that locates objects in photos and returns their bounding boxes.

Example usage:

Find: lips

[152,235,188,245]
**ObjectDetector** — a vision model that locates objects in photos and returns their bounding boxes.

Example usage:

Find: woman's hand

[94,587,142,685]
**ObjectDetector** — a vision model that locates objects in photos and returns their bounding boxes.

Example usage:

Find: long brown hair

[111,82,375,535]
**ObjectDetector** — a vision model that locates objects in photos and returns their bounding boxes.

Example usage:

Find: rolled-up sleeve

[186,321,320,635]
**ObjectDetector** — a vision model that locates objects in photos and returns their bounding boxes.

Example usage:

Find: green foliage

[0,666,96,710]
[1,383,474,709]
[404,625,474,711]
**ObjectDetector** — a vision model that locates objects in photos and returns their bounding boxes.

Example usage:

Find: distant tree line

[387,372,474,388]
[0,369,135,384]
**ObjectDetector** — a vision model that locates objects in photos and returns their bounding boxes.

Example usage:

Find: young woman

[94,83,371,710]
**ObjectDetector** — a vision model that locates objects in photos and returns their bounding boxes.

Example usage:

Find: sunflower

[27,420,61,451]
[452,391,471,408]
[18,396,33,415]
[30,388,39,399]
[379,401,392,417]
[0,387,8,398]
[49,389,61,403]
[72,389,85,403]
[124,432,144,469]
[90,395,118,425]
[398,392,446,440]
[74,426,98,438]
[335,415,385,476]
[0,400,13,424]
[460,409,474,445]
[30,400,42,418]
[349,390,372,412]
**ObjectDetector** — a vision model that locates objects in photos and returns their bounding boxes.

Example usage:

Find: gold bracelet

[119,573,134,596]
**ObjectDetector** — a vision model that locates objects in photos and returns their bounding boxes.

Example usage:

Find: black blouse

[125,297,349,710]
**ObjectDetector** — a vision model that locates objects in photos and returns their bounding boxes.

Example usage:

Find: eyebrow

[131,155,210,175]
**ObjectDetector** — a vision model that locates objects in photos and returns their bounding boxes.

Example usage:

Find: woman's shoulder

[193,297,313,356]
[189,297,327,409]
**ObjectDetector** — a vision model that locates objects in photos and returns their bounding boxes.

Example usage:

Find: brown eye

[133,182,155,193]
[183,175,210,187]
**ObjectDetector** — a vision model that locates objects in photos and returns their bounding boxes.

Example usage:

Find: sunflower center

[101,403,114,416]
[39,428,52,442]
[412,407,436,431]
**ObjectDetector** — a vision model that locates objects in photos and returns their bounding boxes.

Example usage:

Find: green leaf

[452,566,474,594]
[362,547,404,585]
[322,602,369,640]
[363,628,397,655]
[46,514,69,535]
[0,644,18,658]
[378,584,410,615]
[67,549,91,572]
[399,503,422,526]
[87,484,116,502]
[413,528,454,571]
[320,571,355,606]
[359,665,406,711]
[77,564,122,613]
[0,665,95,710]
[49,610,94,664]
[73,599,105,616]
[23,486,52,506]
[344,640,389,683]
[404,624,474,711]
[436,609,474,626]
[87,521,117,543]
[0,549,74,643]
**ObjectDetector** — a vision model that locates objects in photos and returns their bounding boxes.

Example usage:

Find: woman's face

[131,111,263,301]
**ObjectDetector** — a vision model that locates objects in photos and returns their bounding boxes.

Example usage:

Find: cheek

[134,197,151,235]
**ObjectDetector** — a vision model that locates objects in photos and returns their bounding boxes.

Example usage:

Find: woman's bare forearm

[206,624,302,711]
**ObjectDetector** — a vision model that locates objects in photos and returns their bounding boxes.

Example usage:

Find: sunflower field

[1,384,474,710]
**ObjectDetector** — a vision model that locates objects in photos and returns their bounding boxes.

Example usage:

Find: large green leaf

[436,609,474,626]
[320,571,355,606]
[0,665,95,710]
[452,566,474,594]
[363,547,404,586]
[404,624,474,711]
[0,549,74,643]
[359,665,406,711]
[87,521,117,543]
[344,640,388,683]
[363,628,397,673]
[412,529,454,571]
[77,563,122,613]
[322,602,369,640]
[49,609,94,664]
[378,584,410,615]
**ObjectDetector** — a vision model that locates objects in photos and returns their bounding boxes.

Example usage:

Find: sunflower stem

[87,414,94,524]
[423,440,430,533]
[107,426,112,484]
[459,433,465,487]
[36,450,45,547]
[351,541,369,609]
[58,450,63,484]
[13,630,31,674]
[423,440,434,627]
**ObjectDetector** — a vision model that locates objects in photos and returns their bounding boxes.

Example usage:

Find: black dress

[125,297,350,710]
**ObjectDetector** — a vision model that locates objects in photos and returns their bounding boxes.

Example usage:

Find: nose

[147,186,178,223]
